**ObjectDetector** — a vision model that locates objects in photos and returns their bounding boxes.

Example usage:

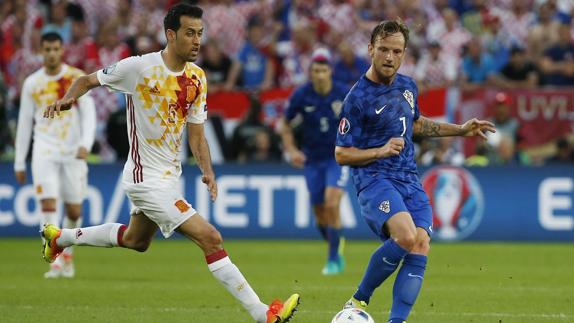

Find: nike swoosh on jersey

[375,105,387,114]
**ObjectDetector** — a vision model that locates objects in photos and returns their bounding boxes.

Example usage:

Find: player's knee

[412,239,430,255]
[66,209,81,221]
[202,227,223,251]
[395,233,417,252]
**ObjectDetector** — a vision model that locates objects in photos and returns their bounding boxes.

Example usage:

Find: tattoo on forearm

[419,119,441,137]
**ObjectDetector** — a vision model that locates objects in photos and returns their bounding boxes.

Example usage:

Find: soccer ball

[331,308,375,323]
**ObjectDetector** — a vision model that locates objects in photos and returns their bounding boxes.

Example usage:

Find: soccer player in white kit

[41,4,299,323]
[14,32,96,279]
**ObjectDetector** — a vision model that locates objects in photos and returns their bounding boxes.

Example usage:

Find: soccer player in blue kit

[281,48,350,275]
[335,20,496,322]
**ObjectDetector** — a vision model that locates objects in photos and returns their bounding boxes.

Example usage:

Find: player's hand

[15,171,26,185]
[76,146,88,159]
[460,118,496,140]
[288,149,306,168]
[378,137,404,158]
[202,173,218,202]
[44,97,76,118]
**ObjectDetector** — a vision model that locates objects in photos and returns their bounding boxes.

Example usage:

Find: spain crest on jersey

[403,90,414,114]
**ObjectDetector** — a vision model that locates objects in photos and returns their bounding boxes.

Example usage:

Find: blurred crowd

[1,0,573,166]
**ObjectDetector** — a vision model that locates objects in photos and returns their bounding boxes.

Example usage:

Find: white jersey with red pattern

[14,64,96,171]
[96,51,207,184]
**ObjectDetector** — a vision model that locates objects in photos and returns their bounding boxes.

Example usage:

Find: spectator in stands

[528,2,561,62]
[493,134,530,165]
[490,92,520,141]
[539,22,574,86]
[465,141,491,166]
[461,37,497,89]
[332,40,369,87]
[461,0,490,35]
[480,14,513,71]
[415,41,457,90]
[64,10,99,73]
[492,46,539,88]
[243,129,282,163]
[42,0,72,43]
[427,7,472,67]
[546,138,573,164]
[230,94,280,163]
[201,38,237,93]
[494,0,536,48]
[419,137,465,166]
[228,17,275,91]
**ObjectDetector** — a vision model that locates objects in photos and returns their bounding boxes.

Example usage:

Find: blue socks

[317,225,328,241]
[353,239,408,303]
[389,254,428,322]
[325,227,341,262]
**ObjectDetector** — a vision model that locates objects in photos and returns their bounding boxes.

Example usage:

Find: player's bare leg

[41,198,62,278]
[176,213,299,323]
[321,187,345,275]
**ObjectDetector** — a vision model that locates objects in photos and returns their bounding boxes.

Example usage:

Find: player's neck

[313,81,332,96]
[161,47,186,72]
[44,64,63,76]
[366,66,395,86]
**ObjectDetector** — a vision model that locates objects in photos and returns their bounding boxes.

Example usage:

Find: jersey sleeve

[411,79,421,121]
[187,69,208,124]
[336,95,363,147]
[96,56,141,95]
[284,88,303,121]
[14,78,35,171]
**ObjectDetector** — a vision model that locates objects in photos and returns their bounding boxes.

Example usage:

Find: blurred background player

[280,48,350,275]
[41,4,299,323]
[335,20,495,322]
[14,32,96,278]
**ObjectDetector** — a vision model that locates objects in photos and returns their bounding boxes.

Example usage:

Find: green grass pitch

[0,239,572,322]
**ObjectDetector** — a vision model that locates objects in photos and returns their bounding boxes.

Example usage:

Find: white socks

[57,223,125,248]
[62,217,82,257]
[207,250,268,323]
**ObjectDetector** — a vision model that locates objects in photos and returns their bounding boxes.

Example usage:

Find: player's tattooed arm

[413,116,496,139]
[413,116,461,137]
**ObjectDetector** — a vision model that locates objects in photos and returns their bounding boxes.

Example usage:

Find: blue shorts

[358,177,433,241]
[303,159,349,205]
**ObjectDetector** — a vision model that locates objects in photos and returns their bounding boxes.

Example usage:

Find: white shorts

[31,157,88,204]
[123,180,196,238]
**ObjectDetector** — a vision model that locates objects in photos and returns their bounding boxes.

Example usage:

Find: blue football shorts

[358,177,433,241]
[303,158,349,205]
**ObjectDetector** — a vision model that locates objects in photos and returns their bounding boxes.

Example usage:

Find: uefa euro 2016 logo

[421,166,484,241]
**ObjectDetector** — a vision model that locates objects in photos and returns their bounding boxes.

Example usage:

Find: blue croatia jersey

[285,81,350,163]
[336,73,420,192]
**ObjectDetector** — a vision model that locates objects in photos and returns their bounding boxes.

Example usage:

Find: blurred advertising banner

[1,163,573,241]
[457,88,574,149]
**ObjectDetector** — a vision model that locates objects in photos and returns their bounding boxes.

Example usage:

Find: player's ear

[166,29,176,43]
[368,43,374,59]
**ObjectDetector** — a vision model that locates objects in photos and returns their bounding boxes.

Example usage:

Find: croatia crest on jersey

[331,100,343,117]
[403,90,414,114]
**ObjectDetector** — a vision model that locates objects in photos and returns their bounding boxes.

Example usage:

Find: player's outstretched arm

[44,73,101,119]
[188,123,217,201]
[335,137,405,166]
[413,116,496,139]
